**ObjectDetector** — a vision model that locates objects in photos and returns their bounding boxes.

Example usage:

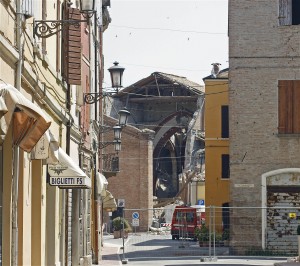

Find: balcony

[102,153,119,176]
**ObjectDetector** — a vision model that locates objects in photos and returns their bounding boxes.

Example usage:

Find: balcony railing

[102,153,119,173]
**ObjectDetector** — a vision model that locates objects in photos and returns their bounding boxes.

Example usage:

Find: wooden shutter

[221,105,229,138]
[293,81,300,133]
[221,154,229,179]
[62,5,82,85]
[279,0,292,26]
[278,80,292,133]
[278,80,300,134]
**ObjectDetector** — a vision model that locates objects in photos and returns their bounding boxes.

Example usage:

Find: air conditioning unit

[117,199,125,208]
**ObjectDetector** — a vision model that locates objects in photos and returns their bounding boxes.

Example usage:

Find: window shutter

[278,81,293,133]
[62,5,82,85]
[221,154,229,179]
[292,81,300,133]
[279,0,292,26]
[221,105,229,138]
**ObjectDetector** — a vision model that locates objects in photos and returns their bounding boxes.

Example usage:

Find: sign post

[132,212,140,235]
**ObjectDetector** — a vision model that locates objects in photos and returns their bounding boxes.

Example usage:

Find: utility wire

[110,24,227,35]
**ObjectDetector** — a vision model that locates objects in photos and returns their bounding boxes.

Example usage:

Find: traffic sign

[132,218,139,227]
[198,199,205,206]
[132,212,139,219]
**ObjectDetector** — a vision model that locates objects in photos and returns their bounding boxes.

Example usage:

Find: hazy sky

[103,0,228,88]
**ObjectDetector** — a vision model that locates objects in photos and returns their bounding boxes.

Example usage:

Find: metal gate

[117,206,299,262]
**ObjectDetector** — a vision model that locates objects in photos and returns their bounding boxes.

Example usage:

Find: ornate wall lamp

[98,108,130,152]
[84,62,125,104]
[84,61,130,152]
[34,0,96,38]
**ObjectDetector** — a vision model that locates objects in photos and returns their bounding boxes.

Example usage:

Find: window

[221,154,230,179]
[279,0,300,26]
[222,203,230,230]
[278,80,300,134]
[221,105,229,138]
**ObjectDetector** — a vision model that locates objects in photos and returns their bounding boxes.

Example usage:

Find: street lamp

[118,108,130,127]
[108,62,125,90]
[79,0,96,13]
[84,61,125,104]
[33,0,97,39]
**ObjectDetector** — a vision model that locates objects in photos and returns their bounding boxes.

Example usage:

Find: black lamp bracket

[34,19,88,38]
[98,141,116,149]
[83,90,118,104]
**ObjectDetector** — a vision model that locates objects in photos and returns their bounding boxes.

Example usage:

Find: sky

[103,0,228,88]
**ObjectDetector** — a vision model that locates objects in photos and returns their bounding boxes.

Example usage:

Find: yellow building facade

[203,69,229,232]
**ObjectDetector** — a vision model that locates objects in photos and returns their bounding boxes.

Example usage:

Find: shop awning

[0,83,51,152]
[31,130,59,164]
[103,190,117,211]
[48,147,91,189]
[96,172,108,195]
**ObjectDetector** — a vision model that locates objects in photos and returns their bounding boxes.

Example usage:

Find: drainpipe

[12,0,24,265]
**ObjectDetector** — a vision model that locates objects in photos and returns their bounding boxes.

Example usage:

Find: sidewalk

[95,244,121,266]
[93,234,123,266]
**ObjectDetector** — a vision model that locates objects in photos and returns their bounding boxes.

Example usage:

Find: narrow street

[99,233,288,266]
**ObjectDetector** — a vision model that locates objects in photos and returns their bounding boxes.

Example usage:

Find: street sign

[198,199,205,206]
[132,218,139,227]
[118,199,125,207]
[132,212,139,219]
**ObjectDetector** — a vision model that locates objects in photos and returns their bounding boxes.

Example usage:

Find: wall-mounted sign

[234,184,254,188]
[47,147,91,189]
[49,176,91,188]
[289,213,297,219]
[118,199,125,207]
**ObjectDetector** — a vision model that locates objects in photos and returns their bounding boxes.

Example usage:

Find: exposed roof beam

[129,96,199,103]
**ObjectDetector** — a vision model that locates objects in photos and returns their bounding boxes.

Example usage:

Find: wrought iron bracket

[99,125,114,134]
[33,19,88,38]
[83,91,119,104]
[84,92,106,104]
[98,141,115,149]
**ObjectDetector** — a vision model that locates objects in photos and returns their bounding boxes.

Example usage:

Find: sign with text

[49,176,90,187]
[132,218,139,227]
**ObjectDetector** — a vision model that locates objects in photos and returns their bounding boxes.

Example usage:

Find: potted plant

[194,224,209,247]
[113,217,132,239]
[222,229,230,246]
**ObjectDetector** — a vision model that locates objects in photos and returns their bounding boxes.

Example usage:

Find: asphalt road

[103,233,289,266]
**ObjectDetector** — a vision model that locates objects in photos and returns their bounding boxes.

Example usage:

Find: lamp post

[33,0,96,38]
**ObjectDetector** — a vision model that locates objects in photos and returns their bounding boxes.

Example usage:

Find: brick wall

[229,0,300,253]
[105,124,154,230]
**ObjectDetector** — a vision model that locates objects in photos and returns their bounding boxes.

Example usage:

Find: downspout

[12,0,24,265]
[93,13,99,263]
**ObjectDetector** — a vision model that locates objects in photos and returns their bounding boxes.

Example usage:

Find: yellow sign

[289,213,297,219]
